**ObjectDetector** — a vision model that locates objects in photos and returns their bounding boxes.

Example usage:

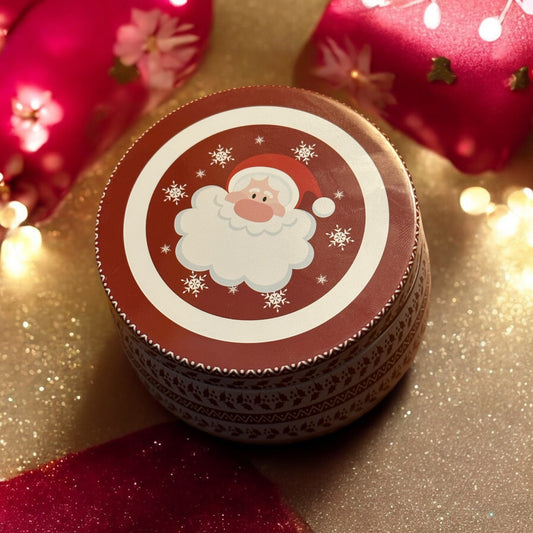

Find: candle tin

[96,86,430,443]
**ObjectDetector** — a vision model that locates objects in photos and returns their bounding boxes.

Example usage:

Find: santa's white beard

[174,185,316,293]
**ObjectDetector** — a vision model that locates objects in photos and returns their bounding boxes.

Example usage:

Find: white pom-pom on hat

[312,197,336,218]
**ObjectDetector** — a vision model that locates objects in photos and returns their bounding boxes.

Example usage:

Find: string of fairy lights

[362,0,533,41]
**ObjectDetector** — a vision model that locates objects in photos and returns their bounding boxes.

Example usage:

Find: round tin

[96,86,430,443]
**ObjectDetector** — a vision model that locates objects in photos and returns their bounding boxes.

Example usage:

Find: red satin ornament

[0,0,38,39]
[295,0,533,174]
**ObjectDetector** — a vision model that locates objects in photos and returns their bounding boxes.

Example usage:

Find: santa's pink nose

[234,198,274,222]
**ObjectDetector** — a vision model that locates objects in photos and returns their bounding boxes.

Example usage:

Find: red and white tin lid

[96,86,419,374]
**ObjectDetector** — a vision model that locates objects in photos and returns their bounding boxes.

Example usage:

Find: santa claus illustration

[174,153,335,293]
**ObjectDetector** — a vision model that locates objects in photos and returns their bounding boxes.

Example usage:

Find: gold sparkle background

[1,1,532,531]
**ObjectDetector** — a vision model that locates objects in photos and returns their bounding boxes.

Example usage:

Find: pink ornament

[295,0,533,174]
[0,0,212,223]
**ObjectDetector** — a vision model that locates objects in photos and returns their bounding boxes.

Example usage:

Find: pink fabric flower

[313,38,396,117]
[114,8,199,91]
[11,87,63,153]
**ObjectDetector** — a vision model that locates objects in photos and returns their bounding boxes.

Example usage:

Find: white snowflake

[196,169,206,179]
[291,141,317,165]
[228,285,239,295]
[163,181,188,205]
[182,272,208,298]
[316,274,328,285]
[209,145,234,168]
[334,189,345,200]
[255,135,265,145]
[326,225,354,250]
[262,289,289,313]
[160,244,171,254]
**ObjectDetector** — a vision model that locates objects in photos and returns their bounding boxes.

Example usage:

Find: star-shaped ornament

[427,57,457,85]
[509,66,530,91]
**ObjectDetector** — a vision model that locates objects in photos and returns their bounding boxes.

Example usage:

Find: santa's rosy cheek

[225,191,246,204]
[234,198,274,222]
[271,202,285,217]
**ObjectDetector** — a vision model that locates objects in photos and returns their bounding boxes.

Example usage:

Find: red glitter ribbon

[0,423,311,532]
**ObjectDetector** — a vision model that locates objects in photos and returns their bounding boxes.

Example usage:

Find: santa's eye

[249,187,260,199]
[262,190,273,202]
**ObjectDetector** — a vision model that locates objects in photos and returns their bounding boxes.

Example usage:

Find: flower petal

[157,13,179,39]
[357,44,372,74]
[149,68,175,90]
[114,25,145,64]
[161,46,197,69]
[157,33,199,53]
[131,8,160,38]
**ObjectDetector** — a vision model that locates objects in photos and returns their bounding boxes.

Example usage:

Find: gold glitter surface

[1,1,532,531]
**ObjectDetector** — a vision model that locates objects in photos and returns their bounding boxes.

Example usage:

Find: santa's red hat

[226,153,335,217]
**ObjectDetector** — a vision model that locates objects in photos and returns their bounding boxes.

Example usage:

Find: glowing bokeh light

[507,187,533,217]
[0,201,28,229]
[519,267,533,290]
[486,204,519,237]
[526,227,533,247]
[1,225,42,276]
[459,186,491,215]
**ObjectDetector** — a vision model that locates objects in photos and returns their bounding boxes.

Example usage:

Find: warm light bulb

[459,186,491,215]
[0,201,28,229]
[478,17,502,41]
[519,267,533,290]
[1,225,42,276]
[361,0,389,7]
[527,227,533,247]
[507,187,533,218]
[486,205,519,237]
[22,123,49,153]
[169,0,188,5]
[516,0,533,15]
[424,2,441,29]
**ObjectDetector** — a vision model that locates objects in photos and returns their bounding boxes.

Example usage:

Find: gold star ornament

[427,57,457,85]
